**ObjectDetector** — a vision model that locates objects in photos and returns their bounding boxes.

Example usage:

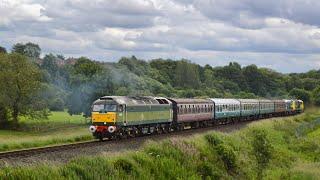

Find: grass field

[0,108,319,179]
[0,111,93,152]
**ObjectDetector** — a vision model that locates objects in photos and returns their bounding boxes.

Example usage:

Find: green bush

[251,129,273,178]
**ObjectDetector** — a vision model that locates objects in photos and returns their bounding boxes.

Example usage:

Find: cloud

[0,0,320,72]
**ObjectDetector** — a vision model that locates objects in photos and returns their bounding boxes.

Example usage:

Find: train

[89,96,304,140]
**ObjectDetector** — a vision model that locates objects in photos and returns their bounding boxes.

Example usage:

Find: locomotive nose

[89,125,96,133]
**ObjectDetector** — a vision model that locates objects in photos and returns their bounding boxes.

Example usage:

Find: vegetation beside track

[0,111,92,152]
[1,109,319,179]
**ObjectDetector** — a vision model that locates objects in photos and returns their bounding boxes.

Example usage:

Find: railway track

[0,116,289,160]
[0,140,100,159]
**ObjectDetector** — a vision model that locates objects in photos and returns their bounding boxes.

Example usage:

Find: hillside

[1,44,320,128]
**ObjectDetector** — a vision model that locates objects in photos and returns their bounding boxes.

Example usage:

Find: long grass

[0,111,92,152]
[1,108,320,179]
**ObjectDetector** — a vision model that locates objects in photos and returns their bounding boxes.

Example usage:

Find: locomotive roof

[210,98,240,105]
[97,96,160,105]
[168,98,212,104]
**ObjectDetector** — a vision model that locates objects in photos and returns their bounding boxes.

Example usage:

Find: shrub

[197,161,223,179]
[216,144,237,172]
[251,129,273,178]
[205,133,222,147]
[205,133,237,173]
[113,158,136,174]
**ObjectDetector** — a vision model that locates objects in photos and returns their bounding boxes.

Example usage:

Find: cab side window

[118,105,124,112]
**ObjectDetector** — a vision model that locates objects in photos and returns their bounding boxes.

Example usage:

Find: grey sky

[1,0,320,73]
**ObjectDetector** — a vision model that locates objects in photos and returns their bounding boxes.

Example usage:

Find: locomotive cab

[296,100,304,113]
[90,97,123,140]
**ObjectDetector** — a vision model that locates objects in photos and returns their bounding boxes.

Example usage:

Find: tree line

[0,43,320,128]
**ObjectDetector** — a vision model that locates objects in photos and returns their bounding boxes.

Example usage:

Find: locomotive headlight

[108,126,116,133]
[89,125,96,133]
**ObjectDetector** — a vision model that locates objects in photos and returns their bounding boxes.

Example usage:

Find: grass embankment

[1,109,320,179]
[0,111,93,152]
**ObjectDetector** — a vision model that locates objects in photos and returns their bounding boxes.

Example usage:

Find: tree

[0,53,45,127]
[0,46,6,54]
[73,57,102,78]
[243,65,267,96]
[24,42,41,59]
[11,43,25,54]
[175,60,200,88]
[12,42,41,59]
[302,78,318,91]
[41,54,59,76]
[289,88,311,103]
[0,105,8,128]
[215,62,247,90]
[150,58,177,85]
[312,86,320,106]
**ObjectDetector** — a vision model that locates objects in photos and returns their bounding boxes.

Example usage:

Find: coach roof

[210,98,240,105]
